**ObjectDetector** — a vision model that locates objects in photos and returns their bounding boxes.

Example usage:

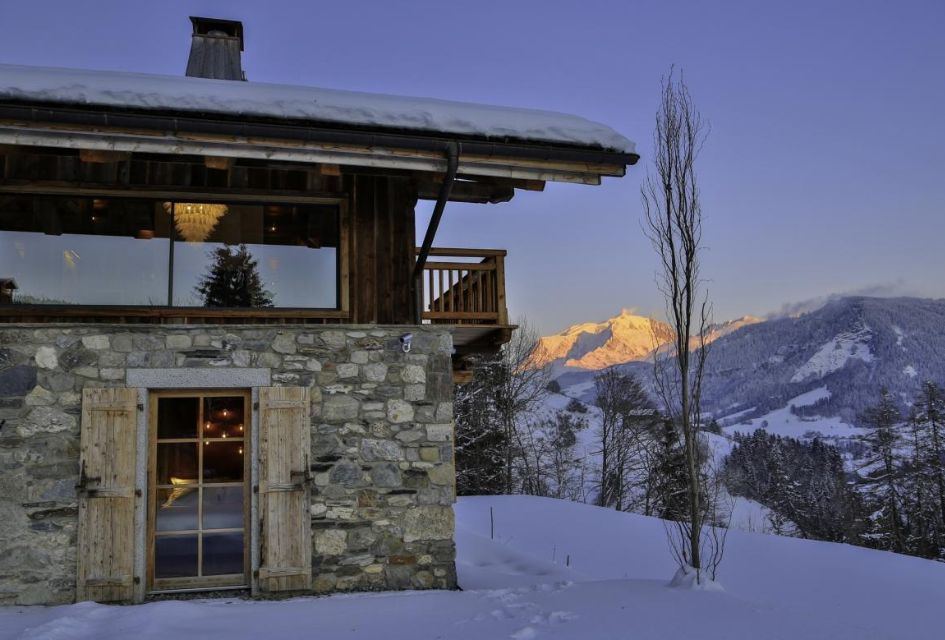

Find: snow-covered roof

[0,64,635,154]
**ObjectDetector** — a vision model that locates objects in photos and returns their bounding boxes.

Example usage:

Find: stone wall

[0,324,456,605]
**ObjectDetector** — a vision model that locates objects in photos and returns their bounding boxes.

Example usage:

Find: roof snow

[0,63,635,153]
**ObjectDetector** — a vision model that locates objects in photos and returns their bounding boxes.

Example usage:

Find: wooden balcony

[0,243,514,355]
[417,247,514,355]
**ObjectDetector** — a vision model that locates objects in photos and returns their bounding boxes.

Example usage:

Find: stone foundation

[0,324,456,605]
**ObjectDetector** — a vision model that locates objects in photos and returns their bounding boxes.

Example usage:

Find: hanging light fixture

[163,202,228,242]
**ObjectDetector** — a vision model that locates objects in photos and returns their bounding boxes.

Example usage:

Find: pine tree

[454,354,507,496]
[196,244,273,308]
[651,418,689,520]
[914,382,945,528]
[905,383,945,558]
[724,432,866,544]
[859,389,906,552]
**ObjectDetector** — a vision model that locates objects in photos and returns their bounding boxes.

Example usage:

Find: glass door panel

[151,392,249,591]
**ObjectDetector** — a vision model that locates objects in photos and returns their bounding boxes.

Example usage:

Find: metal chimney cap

[189,16,244,52]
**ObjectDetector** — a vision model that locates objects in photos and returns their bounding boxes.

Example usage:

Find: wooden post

[495,254,509,325]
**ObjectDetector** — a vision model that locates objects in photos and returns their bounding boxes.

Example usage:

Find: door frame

[146,388,252,593]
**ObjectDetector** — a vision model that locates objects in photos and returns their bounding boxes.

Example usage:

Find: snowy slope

[4,496,943,640]
[790,323,874,382]
[723,386,863,440]
[458,496,945,639]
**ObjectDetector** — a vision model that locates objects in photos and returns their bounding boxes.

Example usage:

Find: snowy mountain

[547,297,945,437]
[697,296,945,429]
[532,309,673,370]
[533,309,760,371]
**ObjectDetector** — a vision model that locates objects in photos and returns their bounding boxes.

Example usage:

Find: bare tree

[642,68,720,583]
[514,410,589,500]
[594,369,661,510]
[490,319,550,494]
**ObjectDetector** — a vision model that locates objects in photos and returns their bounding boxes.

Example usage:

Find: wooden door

[76,387,138,602]
[258,386,312,592]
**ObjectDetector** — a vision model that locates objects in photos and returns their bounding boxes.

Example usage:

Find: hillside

[5,496,943,639]
[549,296,945,437]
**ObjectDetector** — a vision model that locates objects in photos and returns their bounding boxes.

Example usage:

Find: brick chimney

[186,17,245,81]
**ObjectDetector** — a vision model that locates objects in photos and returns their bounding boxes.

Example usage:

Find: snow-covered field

[725,386,863,439]
[3,495,943,640]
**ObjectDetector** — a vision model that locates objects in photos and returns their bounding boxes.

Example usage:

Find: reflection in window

[172,203,338,309]
[0,196,168,305]
[0,196,339,309]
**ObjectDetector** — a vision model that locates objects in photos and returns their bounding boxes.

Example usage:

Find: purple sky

[2,1,943,334]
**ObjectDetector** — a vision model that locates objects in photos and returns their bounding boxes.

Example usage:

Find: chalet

[0,17,636,605]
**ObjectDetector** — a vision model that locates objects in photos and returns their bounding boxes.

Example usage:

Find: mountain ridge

[544,296,945,432]
[534,308,762,371]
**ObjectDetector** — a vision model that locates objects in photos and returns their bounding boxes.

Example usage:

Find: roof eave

[0,101,637,184]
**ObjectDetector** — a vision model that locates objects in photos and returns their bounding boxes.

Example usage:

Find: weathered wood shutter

[258,386,312,592]
[76,387,138,602]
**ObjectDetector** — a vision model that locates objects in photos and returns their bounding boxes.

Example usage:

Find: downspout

[413,141,459,324]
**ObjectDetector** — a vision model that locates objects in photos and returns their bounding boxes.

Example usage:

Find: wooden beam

[203,155,234,170]
[415,247,507,257]
[452,369,475,385]
[0,305,351,320]
[318,164,341,176]
[79,149,130,164]
[418,180,514,204]
[0,123,622,184]
[422,261,495,271]
[455,175,545,192]
[0,182,345,205]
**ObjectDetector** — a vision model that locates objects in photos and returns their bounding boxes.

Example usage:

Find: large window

[0,195,339,309]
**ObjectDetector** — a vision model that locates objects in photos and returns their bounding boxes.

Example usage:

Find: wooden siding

[347,174,417,324]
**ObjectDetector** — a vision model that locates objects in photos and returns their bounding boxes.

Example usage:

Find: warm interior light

[163,202,228,242]
[205,421,211,430]
[162,477,197,507]
[222,433,227,438]
[238,424,243,432]
[222,409,229,418]
[238,447,243,455]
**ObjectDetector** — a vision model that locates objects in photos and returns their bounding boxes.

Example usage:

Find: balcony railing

[418,248,509,326]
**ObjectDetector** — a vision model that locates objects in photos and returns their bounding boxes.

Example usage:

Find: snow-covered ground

[3,495,943,640]
[725,386,863,439]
